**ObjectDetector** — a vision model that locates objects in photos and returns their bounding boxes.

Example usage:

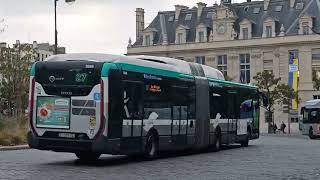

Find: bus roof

[304,99,320,109]
[45,53,225,80]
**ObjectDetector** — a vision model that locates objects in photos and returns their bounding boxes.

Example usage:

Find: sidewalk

[260,132,308,139]
[0,145,30,151]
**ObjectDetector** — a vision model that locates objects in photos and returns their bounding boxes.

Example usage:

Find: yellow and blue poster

[288,57,299,110]
[36,97,70,129]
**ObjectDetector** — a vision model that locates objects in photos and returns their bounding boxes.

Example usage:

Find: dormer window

[296,2,304,10]
[206,12,213,19]
[198,31,204,42]
[239,19,253,40]
[242,28,248,39]
[253,7,260,14]
[142,27,158,46]
[168,15,174,22]
[299,15,313,35]
[263,18,276,38]
[177,33,184,44]
[266,26,272,38]
[175,25,189,44]
[303,22,309,35]
[185,13,192,21]
[145,35,150,46]
[196,23,209,43]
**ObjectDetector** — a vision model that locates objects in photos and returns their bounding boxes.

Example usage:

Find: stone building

[1,40,66,62]
[127,0,320,133]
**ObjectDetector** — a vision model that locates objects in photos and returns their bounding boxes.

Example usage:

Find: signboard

[289,64,298,72]
[36,97,70,129]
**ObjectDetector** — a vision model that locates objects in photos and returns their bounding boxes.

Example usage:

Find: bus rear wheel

[213,130,221,151]
[144,132,159,160]
[309,128,316,139]
[75,152,101,161]
[241,130,251,147]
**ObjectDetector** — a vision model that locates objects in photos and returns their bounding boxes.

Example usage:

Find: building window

[195,56,205,65]
[145,35,150,46]
[185,13,192,21]
[313,95,320,99]
[177,33,184,44]
[263,60,273,72]
[289,50,299,59]
[217,55,227,76]
[240,54,250,84]
[198,31,204,42]
[206,12,213,19]
[266,26,272,38]
[302,22,309,35]
[253,7,260,14]
[242,28,248,40]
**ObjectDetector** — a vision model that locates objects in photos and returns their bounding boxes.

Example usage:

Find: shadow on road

[44,144,257,167]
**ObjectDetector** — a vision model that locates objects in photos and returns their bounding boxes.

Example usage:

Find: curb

[0,145,30,151]
[260,133,308,139]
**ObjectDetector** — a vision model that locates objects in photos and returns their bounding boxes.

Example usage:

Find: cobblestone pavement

[1,135,320,180]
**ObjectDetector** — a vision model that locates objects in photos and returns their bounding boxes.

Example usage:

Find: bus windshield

[303,108,320,123]
[35,61,103,96]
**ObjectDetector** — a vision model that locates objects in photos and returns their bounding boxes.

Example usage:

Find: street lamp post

[54,0,57,55]
[54,0,75,55]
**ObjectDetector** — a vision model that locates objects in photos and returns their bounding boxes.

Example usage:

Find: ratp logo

[49,76,55,82]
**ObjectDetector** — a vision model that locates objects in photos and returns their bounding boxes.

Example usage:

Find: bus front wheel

[75,152,101,161]
[144,132,159,160]
[309,128,316,139]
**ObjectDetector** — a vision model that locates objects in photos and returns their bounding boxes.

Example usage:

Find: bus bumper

[27,131,121,155]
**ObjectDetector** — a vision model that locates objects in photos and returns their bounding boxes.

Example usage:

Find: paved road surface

[1,135,320,180]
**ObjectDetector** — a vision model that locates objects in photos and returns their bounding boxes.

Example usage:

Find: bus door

[227,90,238,144]
[120,72,144,152]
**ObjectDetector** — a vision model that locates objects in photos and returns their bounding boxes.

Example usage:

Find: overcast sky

[0,0,250,55]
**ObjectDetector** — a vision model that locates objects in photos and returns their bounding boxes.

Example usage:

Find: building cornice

[127,35,320,54]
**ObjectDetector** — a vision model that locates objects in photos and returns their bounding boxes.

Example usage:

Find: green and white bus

[28,53,261,160]
[300,99,320,139]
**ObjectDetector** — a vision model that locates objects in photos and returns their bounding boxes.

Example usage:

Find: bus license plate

[58,133,75,139]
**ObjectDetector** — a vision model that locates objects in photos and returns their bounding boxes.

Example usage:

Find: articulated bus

[28,53,261,160]
[300,99,320,139]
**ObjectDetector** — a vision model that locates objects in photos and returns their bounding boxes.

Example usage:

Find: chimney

[33,41,37,48]
[247,0,251,2]
[135,8,145,41]
[264,0,270,11]
[16,40,20,45]
[175,5,188,21]
[290,0,296,8]
[197,2,207,20]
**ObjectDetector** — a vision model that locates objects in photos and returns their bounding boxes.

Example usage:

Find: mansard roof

[133,0,320,46]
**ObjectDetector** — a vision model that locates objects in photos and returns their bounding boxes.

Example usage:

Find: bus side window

[123,81,143,120]
[210,86,227,119]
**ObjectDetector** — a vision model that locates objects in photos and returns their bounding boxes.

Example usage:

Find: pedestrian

[273,124,278,134]
[280,121,286,134]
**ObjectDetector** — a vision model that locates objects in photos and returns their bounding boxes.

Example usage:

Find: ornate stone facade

[127,0,320,133]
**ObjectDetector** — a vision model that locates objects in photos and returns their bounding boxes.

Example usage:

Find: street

[1,135,320,180]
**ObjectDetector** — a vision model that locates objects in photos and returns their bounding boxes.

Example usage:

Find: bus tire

[213,128,221,152]
[309,128,316,139]
[144,131,159,160]
[241,129,251,147]
[75,152,101,161]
